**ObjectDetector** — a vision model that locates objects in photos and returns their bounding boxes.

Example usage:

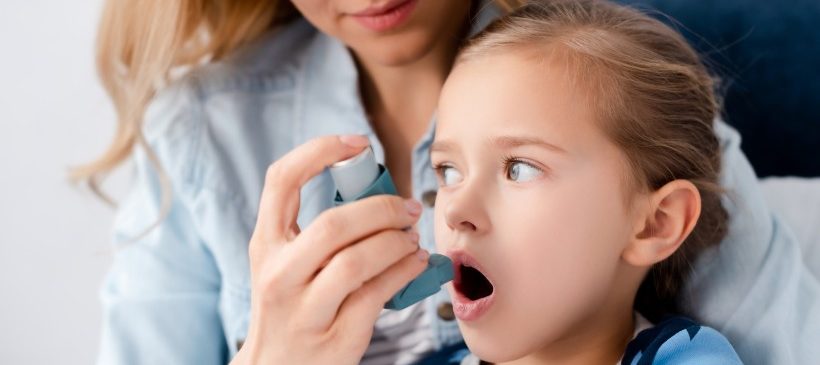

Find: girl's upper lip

[350,0,411,17]
[446,249,497,289]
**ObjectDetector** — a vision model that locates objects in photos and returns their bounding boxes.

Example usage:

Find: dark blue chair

[617,0,820,177]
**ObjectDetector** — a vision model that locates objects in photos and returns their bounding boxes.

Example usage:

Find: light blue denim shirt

[97,5,820,365]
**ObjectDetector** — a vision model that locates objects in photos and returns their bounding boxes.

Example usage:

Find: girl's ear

[622,180,701,267]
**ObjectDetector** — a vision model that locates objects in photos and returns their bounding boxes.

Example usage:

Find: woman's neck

[355,34,458,136]
[352,15,468,197]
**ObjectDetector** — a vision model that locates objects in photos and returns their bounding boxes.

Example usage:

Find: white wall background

[0,1,124,363]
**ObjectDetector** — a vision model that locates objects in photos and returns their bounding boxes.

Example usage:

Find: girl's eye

[506,160,542,182]
[434,164,463,186]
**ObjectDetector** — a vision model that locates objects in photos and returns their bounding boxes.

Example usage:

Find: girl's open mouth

[449,251,496,321]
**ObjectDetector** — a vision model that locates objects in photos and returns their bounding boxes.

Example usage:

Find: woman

[75,0,810,364]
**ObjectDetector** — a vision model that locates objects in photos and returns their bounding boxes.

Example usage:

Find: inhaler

[329,147,454,310]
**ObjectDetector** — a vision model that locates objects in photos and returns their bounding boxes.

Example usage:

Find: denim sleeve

[96,83,228,365]
[682,120,820,364]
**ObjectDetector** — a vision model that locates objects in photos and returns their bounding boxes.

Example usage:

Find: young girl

[429,1,743,363]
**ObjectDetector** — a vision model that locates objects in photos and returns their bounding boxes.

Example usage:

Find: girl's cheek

[433,200,450,250]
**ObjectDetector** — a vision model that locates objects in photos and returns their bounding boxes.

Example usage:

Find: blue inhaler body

[329,147,454,310]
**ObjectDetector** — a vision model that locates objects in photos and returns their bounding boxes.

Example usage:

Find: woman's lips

[448,250,497,322]
[350,0,418,32]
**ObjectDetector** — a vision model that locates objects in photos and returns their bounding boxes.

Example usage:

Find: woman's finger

[300,228,421,327]
[333,249,430,337]
[254,134,370,242]
[284,194,421,281]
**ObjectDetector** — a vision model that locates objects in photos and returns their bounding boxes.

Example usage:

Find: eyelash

[500,154,544,180]
[431,156,545,182]
[431,162,451,177]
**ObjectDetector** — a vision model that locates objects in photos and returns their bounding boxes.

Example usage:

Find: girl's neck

[497,303,636,365]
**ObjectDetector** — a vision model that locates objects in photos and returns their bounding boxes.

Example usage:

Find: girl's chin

[457,318,528,363]
[457,311,572,364]
[460,335,525,364]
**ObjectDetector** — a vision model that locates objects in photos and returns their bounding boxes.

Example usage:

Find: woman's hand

[232,135,429,365]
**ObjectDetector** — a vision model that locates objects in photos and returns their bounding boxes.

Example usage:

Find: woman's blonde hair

[459,0,727,320]
[71,0,525,205]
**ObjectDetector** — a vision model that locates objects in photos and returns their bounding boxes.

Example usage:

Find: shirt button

[437,302,456,321]
[422,190,437,207]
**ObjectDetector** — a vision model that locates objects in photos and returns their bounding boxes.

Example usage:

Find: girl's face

[433,52,643,362]
[290,0,471,66]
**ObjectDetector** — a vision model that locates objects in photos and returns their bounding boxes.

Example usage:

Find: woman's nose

[443,182,490,234]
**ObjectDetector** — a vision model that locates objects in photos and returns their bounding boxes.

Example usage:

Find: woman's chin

[350,35,435,66]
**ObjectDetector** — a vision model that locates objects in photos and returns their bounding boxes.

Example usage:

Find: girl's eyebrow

[430,136,567,157]
[430,140,458,154]
[492,135,567,154]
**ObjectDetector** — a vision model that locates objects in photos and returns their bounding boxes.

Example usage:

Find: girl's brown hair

[459,0,727,321]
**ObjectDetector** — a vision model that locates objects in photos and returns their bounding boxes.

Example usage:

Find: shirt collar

[470,0,504,37]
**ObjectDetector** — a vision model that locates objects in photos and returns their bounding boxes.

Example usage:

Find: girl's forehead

[436,53,601,150]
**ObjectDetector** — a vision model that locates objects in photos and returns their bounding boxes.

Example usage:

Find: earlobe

[622,180,701,267]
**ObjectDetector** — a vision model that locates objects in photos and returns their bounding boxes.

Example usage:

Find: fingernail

[407,231,419,244]
[339,134,370,148]
[416,249,429,261]
[405,199,422,217]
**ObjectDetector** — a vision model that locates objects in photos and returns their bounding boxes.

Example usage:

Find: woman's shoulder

[622,316,743,365]
[161,18,317,105]
[146,17,318,120]
[140,19,322,208]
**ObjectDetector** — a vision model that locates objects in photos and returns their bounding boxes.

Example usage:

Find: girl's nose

[443,182,490,234]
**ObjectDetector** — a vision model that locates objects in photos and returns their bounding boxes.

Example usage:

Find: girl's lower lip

[351,0,418,32]
[452,289,496,322]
